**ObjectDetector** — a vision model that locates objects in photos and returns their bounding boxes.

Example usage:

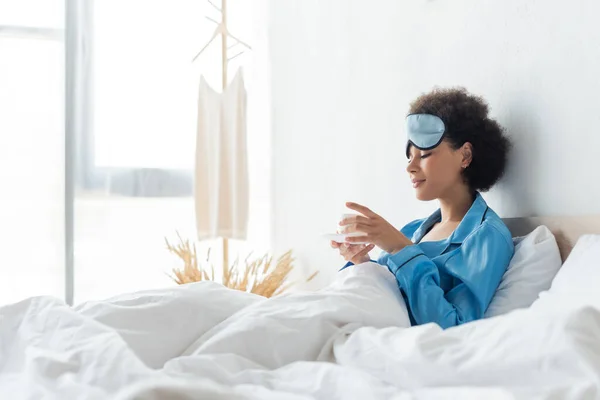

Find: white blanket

[1,262,599,399]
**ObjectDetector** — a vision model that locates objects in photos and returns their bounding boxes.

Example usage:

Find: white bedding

[1,262,599,399]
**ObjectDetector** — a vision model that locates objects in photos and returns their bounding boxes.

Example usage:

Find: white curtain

[0,0,65,305]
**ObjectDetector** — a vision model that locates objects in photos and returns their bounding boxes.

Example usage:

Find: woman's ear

[461,142,473,168]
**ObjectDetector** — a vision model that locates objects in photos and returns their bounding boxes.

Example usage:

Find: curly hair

[409,87,511,192]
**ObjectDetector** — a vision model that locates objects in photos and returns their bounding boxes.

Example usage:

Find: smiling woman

[407,88,511,195]
[334,88,514,329]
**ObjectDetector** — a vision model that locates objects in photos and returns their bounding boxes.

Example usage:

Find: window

[76,0,207,197]
[0,0,270,305]
[72,0,271,303]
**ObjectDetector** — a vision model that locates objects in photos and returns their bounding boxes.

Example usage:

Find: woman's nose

[406,159,418,174]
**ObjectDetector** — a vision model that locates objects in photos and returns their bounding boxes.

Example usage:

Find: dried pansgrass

[165,233,318,297]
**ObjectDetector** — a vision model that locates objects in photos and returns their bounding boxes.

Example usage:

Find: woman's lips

[412,179,425,188]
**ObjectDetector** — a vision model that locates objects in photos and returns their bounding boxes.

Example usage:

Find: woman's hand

[340,202,413,254]
[330,241,375,265]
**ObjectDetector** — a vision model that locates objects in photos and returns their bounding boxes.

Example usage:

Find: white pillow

[485,225,562,318]
[532,234,600,311]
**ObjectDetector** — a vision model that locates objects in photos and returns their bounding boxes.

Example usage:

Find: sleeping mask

[405,113,446,156]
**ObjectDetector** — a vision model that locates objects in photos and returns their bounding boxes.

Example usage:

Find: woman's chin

[414,188,436,201]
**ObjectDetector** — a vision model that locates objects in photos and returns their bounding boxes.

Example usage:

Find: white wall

[268,0,600,286]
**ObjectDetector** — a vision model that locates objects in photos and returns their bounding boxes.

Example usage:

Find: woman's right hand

[330,241,375,265]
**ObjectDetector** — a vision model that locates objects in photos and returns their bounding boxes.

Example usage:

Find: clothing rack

[192,0,251,269]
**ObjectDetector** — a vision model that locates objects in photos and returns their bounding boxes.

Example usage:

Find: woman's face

[406,140,470,201]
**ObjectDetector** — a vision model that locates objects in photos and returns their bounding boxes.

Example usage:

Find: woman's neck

[438,187,475,224]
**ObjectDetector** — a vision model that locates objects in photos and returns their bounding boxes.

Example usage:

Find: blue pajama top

[341,193,514,328]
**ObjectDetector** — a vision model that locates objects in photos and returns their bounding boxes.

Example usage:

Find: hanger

[191,0,252,63]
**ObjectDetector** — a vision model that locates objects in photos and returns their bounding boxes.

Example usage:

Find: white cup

[339,213,359,223]
[337,213,363,237]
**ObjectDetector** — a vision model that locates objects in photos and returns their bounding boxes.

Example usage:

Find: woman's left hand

[340,202,413,254]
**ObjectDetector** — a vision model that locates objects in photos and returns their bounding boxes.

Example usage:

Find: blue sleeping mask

[405,113,446,157]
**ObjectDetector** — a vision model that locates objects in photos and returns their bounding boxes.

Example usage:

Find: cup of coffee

[337,213,363,237]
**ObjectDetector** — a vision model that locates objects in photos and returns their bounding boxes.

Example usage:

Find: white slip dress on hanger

[195,69,249,241]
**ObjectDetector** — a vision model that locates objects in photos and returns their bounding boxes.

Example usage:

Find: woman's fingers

[345,202,379,218]
[340,243,359,252]
[335,242,373,264]
[338,222,370,234]
[348,245,368,257]
[355,244,374,257]
[339,215,371,226]
[339,243,363,256]
[350,244,375,263]
[345,235,370,244]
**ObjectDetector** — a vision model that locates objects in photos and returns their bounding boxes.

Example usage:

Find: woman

[331,88,514,329]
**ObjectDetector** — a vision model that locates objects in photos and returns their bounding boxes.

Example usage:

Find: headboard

[503,216,600,262]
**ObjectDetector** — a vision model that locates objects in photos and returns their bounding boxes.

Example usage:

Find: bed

[505,215,600,261]
[1,216,600,400]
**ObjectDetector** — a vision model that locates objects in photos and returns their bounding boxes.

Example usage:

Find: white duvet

[1,262,599,400]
